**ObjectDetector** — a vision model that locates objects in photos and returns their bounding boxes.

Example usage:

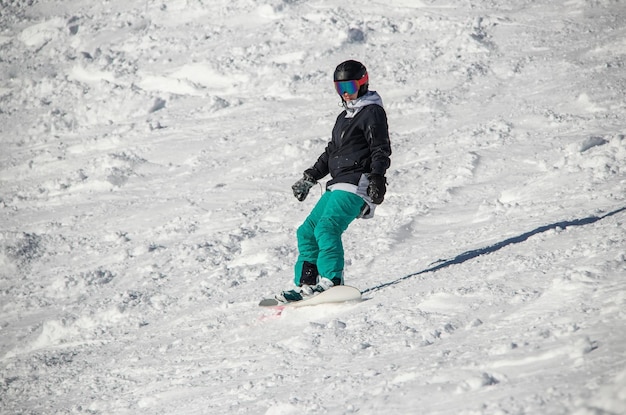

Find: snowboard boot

[275,277,335,304]
[300,277,334,297]
[300,261,318,286]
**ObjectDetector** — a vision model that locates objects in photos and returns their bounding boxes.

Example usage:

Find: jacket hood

[344,91,384,118]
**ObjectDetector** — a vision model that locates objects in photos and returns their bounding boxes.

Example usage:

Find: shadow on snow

[362,206,626,294]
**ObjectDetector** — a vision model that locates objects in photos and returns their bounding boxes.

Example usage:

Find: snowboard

[259,285,362,308]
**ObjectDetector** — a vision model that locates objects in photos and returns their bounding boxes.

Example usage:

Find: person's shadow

[362,206,626,295]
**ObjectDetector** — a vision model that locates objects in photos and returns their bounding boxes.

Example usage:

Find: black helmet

[333,60,369,97]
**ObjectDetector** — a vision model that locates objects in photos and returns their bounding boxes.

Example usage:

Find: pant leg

[313,190,364,284]
[294,191,331,285]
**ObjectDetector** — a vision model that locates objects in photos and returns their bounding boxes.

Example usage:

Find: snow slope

[1,0,625,414]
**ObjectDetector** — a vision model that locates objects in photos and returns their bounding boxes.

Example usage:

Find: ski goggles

[334,73,369,96]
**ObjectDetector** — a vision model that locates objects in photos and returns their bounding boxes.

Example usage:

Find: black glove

[292,172,317,202]
[367,174,386,204]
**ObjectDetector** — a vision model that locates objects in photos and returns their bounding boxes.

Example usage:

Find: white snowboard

[259,285,362,307]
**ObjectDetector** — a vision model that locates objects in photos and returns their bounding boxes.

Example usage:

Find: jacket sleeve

[305,112,345,181]
[365,106,392,176]
[305,142,332,181]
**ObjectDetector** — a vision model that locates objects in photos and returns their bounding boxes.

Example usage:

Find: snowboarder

[276,59,392,303]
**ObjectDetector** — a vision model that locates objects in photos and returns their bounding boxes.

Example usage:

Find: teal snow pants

[294,190,365,286]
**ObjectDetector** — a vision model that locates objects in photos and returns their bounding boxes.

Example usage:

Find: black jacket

[305,100,391,188]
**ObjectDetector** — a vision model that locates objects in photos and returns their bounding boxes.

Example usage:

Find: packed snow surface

[1,0,625,414]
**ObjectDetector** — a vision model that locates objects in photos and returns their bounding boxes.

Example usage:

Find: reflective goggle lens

[334,80,359,95]
[334,73,368,96]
